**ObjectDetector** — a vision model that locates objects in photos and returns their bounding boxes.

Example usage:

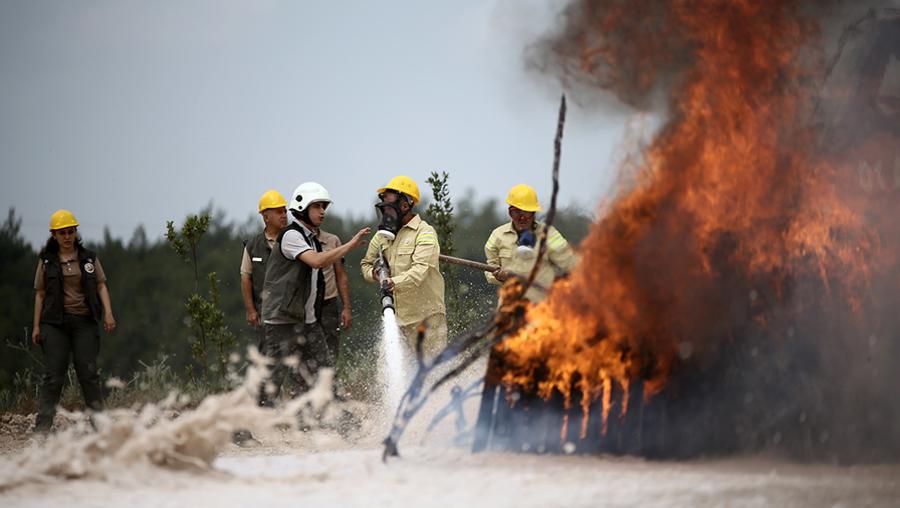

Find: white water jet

[378,309,407,423]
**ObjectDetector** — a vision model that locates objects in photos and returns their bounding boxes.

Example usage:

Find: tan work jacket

[361,215,446,327]
[484,221,579,302]
[318,229,342,301]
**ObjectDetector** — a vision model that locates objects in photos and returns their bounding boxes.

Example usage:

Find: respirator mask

[375,191,409,241]
[516,229,536,259]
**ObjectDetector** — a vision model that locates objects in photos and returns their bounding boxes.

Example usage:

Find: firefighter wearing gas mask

[361,175,448,356]
[485,184,579,303]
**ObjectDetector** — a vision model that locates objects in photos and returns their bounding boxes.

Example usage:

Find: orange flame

[496,1,882,438]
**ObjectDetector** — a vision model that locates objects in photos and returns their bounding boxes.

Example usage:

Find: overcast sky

[1,0,626,248]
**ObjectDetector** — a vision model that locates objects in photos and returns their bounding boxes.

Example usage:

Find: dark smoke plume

[498,1,900,462]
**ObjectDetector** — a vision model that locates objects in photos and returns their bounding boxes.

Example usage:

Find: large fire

[493,0,898,449]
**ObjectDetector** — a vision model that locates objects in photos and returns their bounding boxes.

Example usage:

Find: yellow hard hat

[505,184,541,212]
[378,175,421,205]
[49,209,79,231]
[258,190,287,213]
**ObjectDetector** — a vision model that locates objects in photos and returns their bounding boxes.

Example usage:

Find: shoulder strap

[276,222,302,244]
[79,247,97,262]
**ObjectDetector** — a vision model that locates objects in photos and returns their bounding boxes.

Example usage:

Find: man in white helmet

[259,182,369,405]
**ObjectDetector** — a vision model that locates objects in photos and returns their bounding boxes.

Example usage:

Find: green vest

[244,230,272,312]
[261,223,324,323]
[39,247,103,326]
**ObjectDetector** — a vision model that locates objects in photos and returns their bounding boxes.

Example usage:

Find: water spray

[372,246,405,422]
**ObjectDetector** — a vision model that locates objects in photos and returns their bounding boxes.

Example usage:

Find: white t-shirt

[279,224,320,325]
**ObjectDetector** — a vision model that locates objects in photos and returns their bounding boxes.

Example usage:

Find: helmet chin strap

[291,209,310,224]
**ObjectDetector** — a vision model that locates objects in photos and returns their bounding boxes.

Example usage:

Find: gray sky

[1,0,625,248]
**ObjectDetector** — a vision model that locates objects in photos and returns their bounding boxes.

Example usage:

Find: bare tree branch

[382,95,568,461]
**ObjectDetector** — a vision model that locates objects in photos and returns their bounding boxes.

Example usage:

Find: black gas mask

[375,191,410,241]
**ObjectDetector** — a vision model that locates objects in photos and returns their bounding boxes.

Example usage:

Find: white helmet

[289,182,333,213]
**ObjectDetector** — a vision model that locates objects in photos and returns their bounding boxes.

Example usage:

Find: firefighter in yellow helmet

[31,210,116,432]
[484,184,579,302]
[361,176,448,356]
[233,191,289,443]
[240,190,288,329]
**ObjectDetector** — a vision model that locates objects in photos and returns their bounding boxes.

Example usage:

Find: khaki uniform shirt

[318,229,342,301]
[484,221,579,303]
[34,257,107,316]
[361,215,446,327]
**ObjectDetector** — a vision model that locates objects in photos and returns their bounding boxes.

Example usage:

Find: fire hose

[374,254,489,315]
[374,252,395,315]
[375,253,547,315]
[440,254,550,291]
[438,254,496,272]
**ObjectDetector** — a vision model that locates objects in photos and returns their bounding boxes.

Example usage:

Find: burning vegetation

[480,1,900,461]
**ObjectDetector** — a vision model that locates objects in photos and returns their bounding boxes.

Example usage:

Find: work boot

[337,409,362,440]
[232,429,259,447]
[31,418,52,435]
[87,413,99,432]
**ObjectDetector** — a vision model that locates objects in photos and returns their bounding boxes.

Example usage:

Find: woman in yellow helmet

[31,209,116,433]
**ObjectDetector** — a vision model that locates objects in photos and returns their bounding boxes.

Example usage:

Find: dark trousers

[248,323,266,355]
[320,298,342,362]
[259,321,332,405]
[36,313,103,428]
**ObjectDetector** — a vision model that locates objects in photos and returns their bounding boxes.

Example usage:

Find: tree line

[0,195,592,407]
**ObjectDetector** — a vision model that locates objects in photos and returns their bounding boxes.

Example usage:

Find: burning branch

[522,94,566,297]
[382,95,568,461]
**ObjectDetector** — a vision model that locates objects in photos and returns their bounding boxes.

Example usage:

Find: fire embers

[488,1,900,461]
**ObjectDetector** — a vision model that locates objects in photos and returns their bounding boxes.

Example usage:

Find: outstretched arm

[300,227,370,268]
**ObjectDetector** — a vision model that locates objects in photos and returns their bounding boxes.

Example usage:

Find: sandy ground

[2,438,899,508]
[2,403,900,507]
[1,361,898,507]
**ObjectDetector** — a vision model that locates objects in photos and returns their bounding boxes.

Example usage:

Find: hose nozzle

[374,254,395,315]
[380,287,395,314]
